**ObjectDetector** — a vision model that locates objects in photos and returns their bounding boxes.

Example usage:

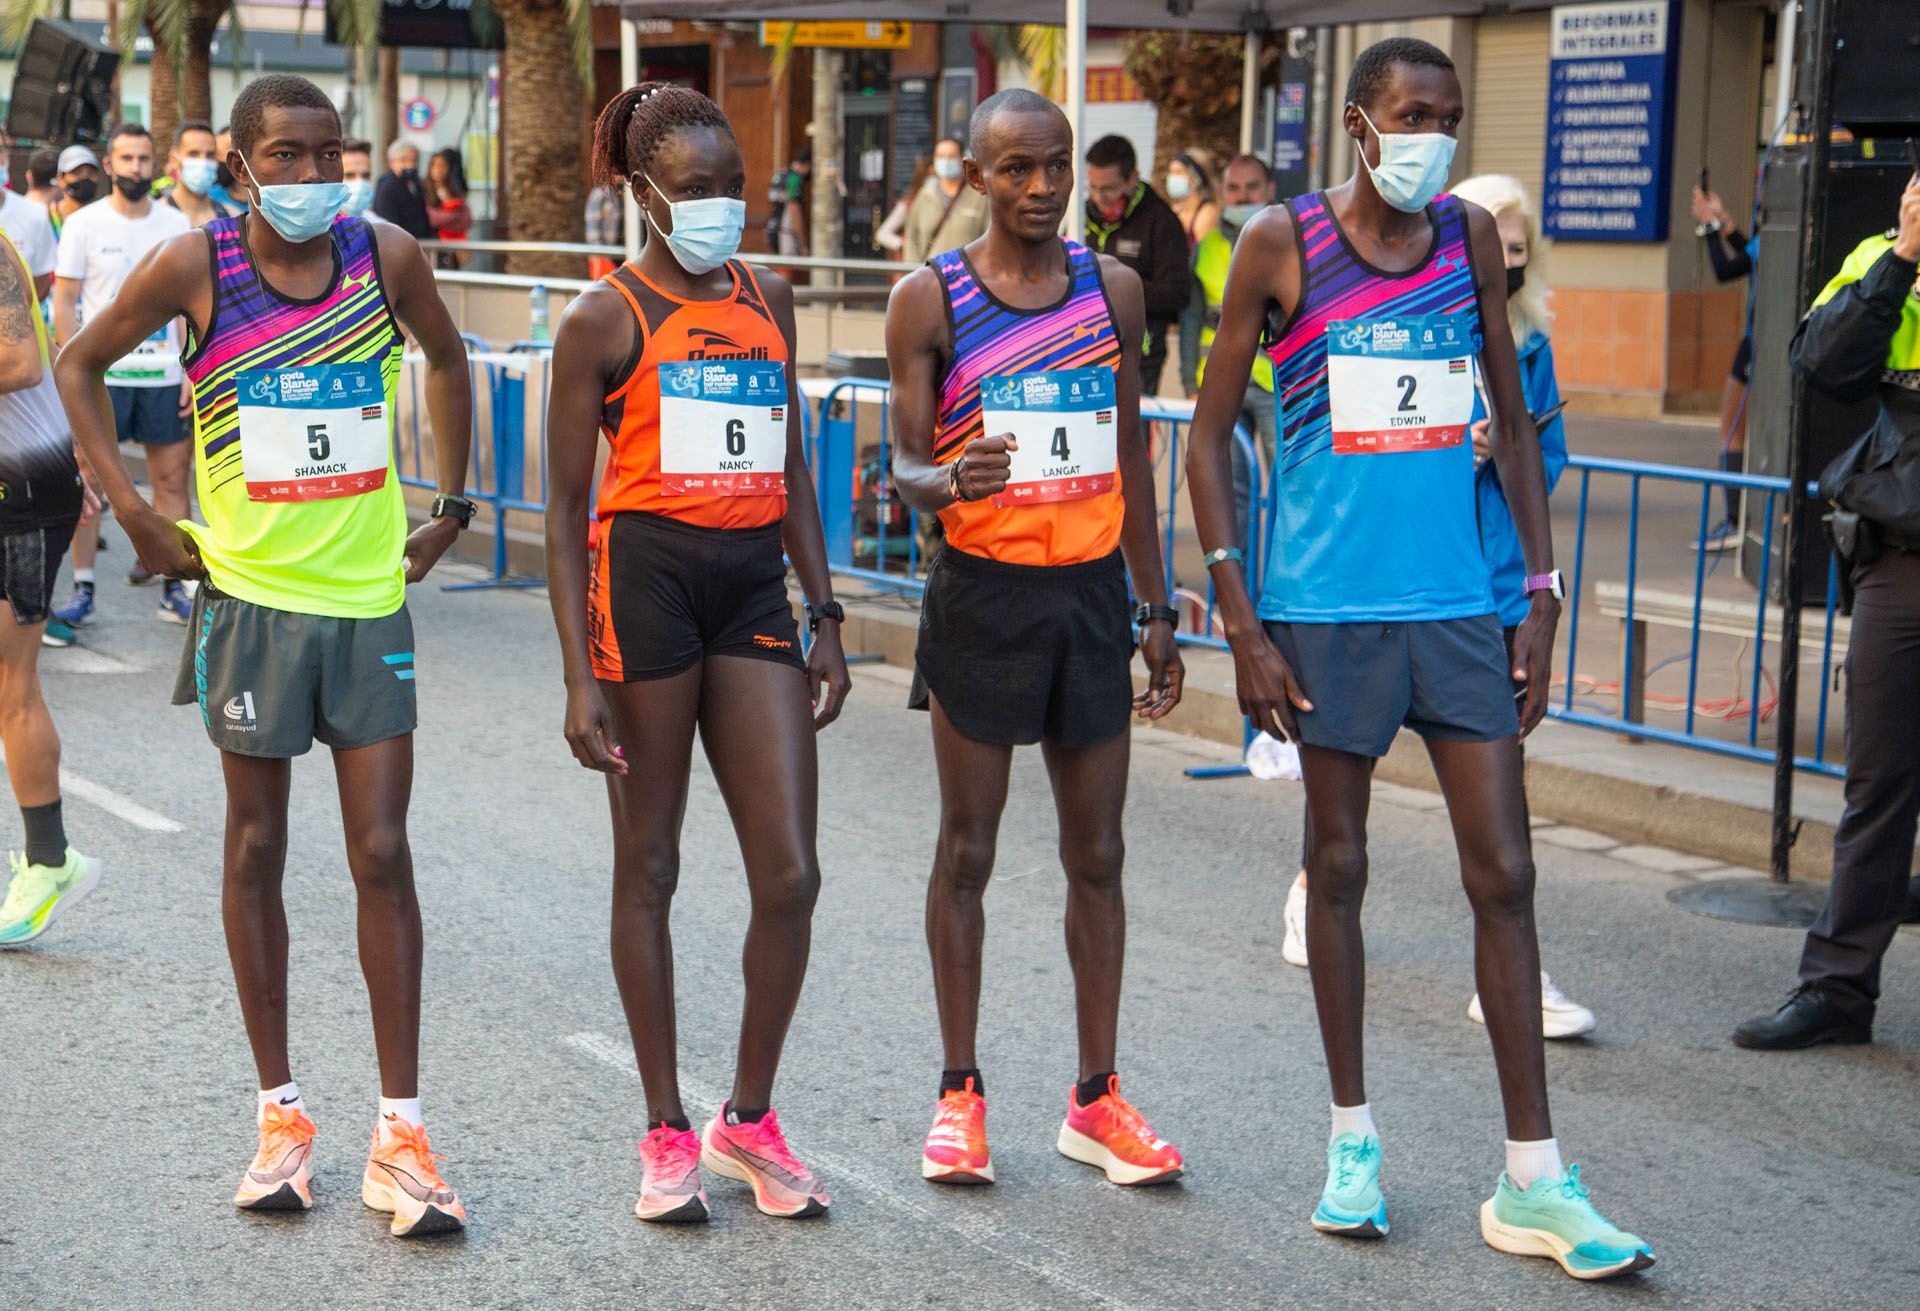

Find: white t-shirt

[0,191,56,280]
[55,199,191,387]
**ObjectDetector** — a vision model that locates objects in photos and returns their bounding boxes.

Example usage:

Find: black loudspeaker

[1832,0,1920,137]
[4,19,119,146]
[1743,142,1913,603]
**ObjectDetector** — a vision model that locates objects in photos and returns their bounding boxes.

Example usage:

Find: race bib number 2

[979,366,1117,507]
[236,362,390,502]
[1326,312,1480,454]
[658,361,788,497]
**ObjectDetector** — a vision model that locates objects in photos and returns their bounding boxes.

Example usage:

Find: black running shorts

[588,510,804,681]
[0,524,75,625]
[910,546,1133,749]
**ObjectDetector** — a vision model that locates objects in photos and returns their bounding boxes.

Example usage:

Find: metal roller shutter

[1469,12,1551,204]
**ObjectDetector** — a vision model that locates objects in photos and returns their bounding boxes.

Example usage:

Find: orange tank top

[597,260,790,530]
[930,239,1125,566]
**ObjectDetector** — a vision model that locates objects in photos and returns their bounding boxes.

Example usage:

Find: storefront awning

[616,1,1556,29]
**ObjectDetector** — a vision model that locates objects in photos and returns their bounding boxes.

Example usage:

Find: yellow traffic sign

[760,20,911,50]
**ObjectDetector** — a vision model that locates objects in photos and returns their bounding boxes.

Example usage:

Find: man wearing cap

[51,146,102,234]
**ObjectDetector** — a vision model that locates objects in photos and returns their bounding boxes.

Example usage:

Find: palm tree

[489,0,590,276]
[1121,32,1259,182]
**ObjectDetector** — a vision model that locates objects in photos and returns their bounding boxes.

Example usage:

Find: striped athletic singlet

[597,259,789,530]
[181,215,405,619]
[1259,191,1494,624]
[932,239,1124,567]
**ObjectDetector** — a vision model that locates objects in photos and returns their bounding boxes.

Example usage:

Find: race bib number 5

[658,360,788,497]
[1326,312,1480,454]
[979,366,1117,507]
[236,362,390,502]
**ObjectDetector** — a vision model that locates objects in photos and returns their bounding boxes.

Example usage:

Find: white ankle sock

[1329,1102,1377,1145]
[379,1095,424,1128]
[1505,1137,1563,1189]
[73,568,94,585]
[258,1081,303,1119]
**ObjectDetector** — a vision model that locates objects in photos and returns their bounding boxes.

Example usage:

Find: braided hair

[591,82,736,191]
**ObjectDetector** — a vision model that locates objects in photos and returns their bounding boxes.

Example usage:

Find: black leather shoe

[1733,986,1872,1050]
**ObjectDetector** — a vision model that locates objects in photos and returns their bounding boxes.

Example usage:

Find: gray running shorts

[1262,613,1519,759]
[171,582,418,757]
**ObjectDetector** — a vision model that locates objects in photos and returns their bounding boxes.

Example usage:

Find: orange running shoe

[700,1105,830,1218]
[921,1078,994,1184]
[234,1102,317,1211]
[361,1114,467,1237]
[1056,1075,1184,1186]
[636,1125,709,1223]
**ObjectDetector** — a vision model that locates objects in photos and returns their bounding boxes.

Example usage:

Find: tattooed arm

[0,239,46,394]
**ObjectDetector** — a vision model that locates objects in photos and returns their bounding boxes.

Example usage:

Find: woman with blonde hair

[1278,173,1595,1042]
[1165,149,1220,247]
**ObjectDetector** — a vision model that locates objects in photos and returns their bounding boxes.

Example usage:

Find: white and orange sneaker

[234,1102,317,1211]
[361,1114,467,1237]
[700,1104,830,1218]
[921,1078,993,1184]
[636,1125,709,1223]
[1056,1075,1184,1186]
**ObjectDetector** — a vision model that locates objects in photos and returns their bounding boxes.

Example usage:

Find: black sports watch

[805,600,845,632]
[430,492,477,529]
[1133,602,1179,630]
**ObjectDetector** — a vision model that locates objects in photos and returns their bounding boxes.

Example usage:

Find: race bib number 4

[236,362,390,502]
[1326,312,1480,454]
[979,367,1118,508]
[658,361,788,497]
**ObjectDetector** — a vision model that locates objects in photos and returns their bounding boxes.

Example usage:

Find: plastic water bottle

[529,283,551,343]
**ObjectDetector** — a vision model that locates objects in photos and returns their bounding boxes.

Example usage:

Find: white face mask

[641,174,745,275]
[933,157,963,182]
[1355,106,1457,213]
[1165,172,1192,201]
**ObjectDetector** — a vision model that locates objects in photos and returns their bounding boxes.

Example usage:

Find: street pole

[621,18,641,265]
[1240,30,1261,155]
[1063,0,1085,236]
[812,48,844,282]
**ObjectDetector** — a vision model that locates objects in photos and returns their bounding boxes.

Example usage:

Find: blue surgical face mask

[1355,107,1457,214]
[242,154,349,243]
[1165,171,1192,201]
[340,178,375,217]
[641,175,745,275]
[179,157,218,197]
[1222,202,1263,231]
[933,157,962,182]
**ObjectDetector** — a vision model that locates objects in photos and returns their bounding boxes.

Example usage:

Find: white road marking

[559,1031,1147,1311]
[38,647,141,675]
[0,746,185,832]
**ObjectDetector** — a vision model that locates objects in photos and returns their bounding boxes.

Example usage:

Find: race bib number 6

[1326,312,1480,454]
[979,366,1118,508]
[236,362,390,502]
[658,360,788,497]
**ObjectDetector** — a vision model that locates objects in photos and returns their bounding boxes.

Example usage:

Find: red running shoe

[921,1077,993,1184]
[1056,1075,1183,1186]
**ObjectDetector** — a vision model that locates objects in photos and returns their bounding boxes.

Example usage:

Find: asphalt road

[2,543,1916,1310]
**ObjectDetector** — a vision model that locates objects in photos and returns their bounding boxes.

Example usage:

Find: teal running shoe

[1481,1164,1654,1280]
[1311,1133,1387,1238]
[0,849,100,946]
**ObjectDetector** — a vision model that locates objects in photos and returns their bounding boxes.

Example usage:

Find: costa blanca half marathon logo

[664,365,701,395]
[1020,375,1063,406]
[278,373,321,403]
[224,691,258,731]
[248,376,275,402]
[984,377,1020,407]
[1369,322,1413,353]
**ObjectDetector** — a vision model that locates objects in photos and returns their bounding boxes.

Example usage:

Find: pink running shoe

[1056,1075,1184,1186]
[921,1078,993,1184]
[700,1104,830,1218]
[636,1125,709,1223]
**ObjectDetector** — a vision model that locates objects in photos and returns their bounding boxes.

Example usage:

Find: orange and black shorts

[587,511,803,681]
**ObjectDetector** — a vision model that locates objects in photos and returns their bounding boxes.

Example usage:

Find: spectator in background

[1084,134,1187,396]
[584,182,621,280]
[339,138,376,217]
[25,148,60,211]
[1690,184,1759,552]
[1181,153,1275,553]
[873,153,930,257]
[52,146,102,231]
[373,140,432,239]
[778,146,813,257]
[0,129,57,303]
[902,137,988,266]
[1165,150,1220,249]
[208,125,246,214]
[160,119,236,228]
[426,147,470,268]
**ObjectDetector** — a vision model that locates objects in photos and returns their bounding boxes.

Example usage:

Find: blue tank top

[1258,192,1494,624]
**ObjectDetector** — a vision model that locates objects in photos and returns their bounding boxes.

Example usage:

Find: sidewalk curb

[829,588,1836,884]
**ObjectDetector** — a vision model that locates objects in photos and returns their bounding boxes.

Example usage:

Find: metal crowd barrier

[1552,455,1842,778]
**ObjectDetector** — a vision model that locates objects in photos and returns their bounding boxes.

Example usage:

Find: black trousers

[1798,549,1920,1019]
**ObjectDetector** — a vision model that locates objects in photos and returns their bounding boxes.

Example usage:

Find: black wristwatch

[430,492,477,529]
[805,600,845,632]
[1133,602,1179,630]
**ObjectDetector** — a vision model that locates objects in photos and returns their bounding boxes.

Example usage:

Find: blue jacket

[1474,330,1568,627]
